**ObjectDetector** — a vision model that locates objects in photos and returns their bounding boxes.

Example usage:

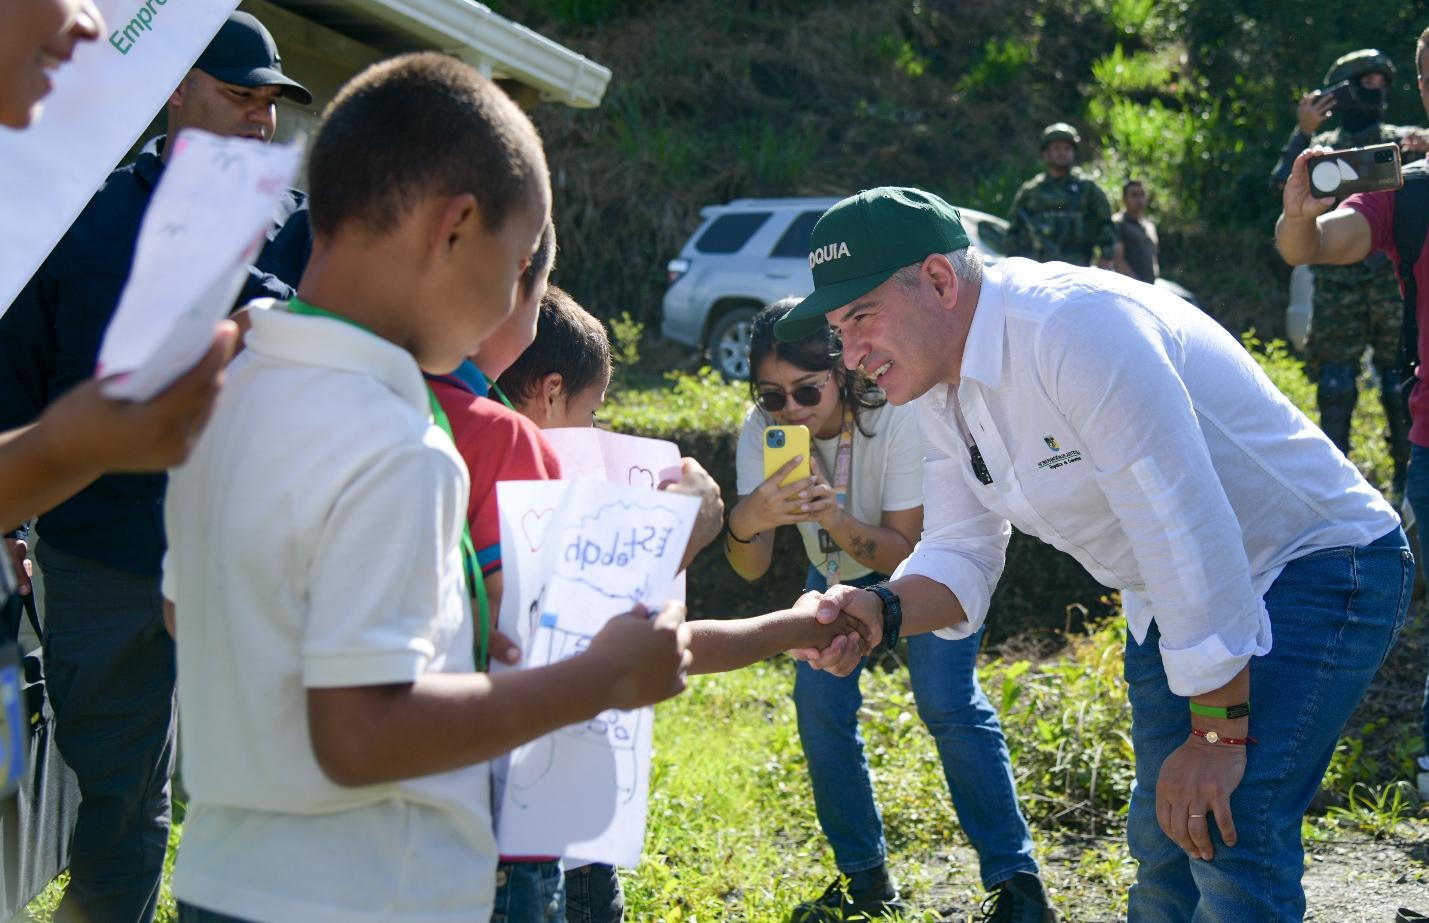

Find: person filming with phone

[1276,23,1429,807]
[1270,48,1420,500]
[722,299,1053,923]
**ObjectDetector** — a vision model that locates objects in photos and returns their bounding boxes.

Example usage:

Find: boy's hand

[488,629,522,666]
[660,457,724,567]
[585,601,692,710]
[46,321,238,473]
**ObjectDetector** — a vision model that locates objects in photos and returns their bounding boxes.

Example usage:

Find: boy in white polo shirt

[160,54,694,923]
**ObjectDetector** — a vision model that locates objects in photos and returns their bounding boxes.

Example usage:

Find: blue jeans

[1405,441,1429,755]
[493,860,565,922]
[564,862,623,922]
[1124,528,1412,922]
[796,568,1037,889]
[36,540,175,923]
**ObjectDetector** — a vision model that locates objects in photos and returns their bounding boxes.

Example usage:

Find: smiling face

[827,255,972,405]
[0,0,102,128]
[167,70,284,145]
[754,356,843,439]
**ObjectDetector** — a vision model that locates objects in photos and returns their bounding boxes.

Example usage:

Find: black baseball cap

[193,12,311,106]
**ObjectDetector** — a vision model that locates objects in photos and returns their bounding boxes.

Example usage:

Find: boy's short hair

[1123,179,1144,195]
[520,222,557,298]
[497,286,611,404]
[308,52,548,238]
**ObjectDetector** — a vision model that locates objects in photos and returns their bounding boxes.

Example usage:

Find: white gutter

[346,0,611,108]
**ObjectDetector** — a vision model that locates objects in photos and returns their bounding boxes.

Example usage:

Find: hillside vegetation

[497,0,1429,338]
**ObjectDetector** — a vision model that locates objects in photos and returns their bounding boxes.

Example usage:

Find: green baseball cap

[774,186,969,341]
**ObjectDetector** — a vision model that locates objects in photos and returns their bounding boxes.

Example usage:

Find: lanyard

[488,380,516,410]
[285,298,490,671]
[819,404,856,578]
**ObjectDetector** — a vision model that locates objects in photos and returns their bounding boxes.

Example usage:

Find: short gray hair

[889,246,984,291]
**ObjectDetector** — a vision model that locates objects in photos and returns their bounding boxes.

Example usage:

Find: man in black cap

[0,12,309,923]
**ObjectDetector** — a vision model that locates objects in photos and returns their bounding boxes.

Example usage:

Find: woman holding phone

[723,299,1050,922]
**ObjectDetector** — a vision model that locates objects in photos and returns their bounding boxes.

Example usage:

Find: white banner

[0,0,240,315]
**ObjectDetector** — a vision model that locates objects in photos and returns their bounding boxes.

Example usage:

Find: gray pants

[34,541,175,923]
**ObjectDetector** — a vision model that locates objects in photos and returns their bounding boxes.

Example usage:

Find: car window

[695,213,773,254]
[770,210,824,258]
[976,219,1007,256]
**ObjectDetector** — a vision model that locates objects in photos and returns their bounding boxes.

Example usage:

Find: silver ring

[1188,813,1206,819]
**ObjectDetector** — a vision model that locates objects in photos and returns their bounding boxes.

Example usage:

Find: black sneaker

[979,873,1057,923]
[789,868,906,922]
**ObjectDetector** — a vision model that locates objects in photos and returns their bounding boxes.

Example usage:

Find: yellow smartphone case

[763,425,812,486]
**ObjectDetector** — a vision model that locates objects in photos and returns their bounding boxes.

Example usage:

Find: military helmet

[1040,122,1081,149]
[1324,48,1396,87]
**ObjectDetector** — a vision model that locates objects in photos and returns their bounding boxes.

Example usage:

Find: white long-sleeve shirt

[892,258,1397,695]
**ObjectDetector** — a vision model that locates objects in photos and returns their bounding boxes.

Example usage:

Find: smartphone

[763,425,811,486]
[1321,79,1355,111]
[1307,142,1403,198]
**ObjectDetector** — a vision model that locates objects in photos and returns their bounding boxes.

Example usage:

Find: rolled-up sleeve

[892,403,1011,639]
[1039,299,1268,695]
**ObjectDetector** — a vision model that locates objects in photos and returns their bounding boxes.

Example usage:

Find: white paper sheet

[541,428,684,489]
[95,129,303,400]
[492,479,698,866]
[0,0,241,315]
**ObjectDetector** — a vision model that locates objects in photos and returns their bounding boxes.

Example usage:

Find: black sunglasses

[757,373,832,413]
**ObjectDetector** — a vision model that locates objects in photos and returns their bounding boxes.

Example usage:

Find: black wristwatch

[866,583,902,652]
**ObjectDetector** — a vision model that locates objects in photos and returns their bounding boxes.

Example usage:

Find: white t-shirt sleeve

[735,406,770,497]
[879,404,924,512]
[1039,298,1265,696]
[302,443,462,688]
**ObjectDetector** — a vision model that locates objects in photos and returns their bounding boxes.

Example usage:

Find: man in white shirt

[778,187,1411,922]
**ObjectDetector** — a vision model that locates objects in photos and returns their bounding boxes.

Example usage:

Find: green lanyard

[488,380,515,410]
[286,298,490,671]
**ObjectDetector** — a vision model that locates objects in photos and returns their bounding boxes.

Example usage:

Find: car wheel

[706,307,758,381]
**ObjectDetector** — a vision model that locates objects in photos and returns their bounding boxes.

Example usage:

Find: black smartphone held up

[1321,79,1356,111]
[1307,142,1403,198]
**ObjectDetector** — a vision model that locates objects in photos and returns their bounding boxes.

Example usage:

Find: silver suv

[660,197,1011,380]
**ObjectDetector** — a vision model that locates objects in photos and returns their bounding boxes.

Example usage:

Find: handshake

[786,583,893,677]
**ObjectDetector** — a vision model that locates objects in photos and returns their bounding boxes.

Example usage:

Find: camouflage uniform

[1004,168,1117,266]
[1272,110,1417,494]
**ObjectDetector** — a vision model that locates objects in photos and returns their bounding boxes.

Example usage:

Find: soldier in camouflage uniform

[1270,49,1418,496]
[1005,123,1117,267]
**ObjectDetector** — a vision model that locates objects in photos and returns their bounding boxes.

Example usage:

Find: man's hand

[1297,90,1334,135]
[4,538,30,597]
[1155,734,1247,861]
[47,321,239,473]
[583,601,692,710]
[1402,129,1429,155]
[787,584,884,676]
[1281,147,1337,222]
[660,457,724,569]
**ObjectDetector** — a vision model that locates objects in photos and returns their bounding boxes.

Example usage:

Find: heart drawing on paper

[521,508,554,552]
[627,466,656,490]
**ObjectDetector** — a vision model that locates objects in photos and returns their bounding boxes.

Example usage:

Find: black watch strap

[866,582,902,652]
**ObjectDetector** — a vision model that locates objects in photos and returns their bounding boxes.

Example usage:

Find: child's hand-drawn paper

[540,427,689,600]
[492,479,698,865]
[0,1,241,315]
[96,129,303,401]
[541,428,683,490]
